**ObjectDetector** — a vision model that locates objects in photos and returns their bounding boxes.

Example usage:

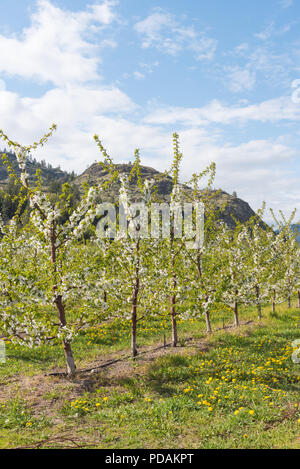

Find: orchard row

[0,127,299,376]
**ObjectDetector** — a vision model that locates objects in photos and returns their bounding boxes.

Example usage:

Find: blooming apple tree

[0,126,109,376]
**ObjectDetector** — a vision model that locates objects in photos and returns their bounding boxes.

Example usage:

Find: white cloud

[140,61,159,72]
[144,96,300,127]
[134,10,217,61]
[255,22,275,41]
[123,61,159,82]
[225,66,256,93]
[176,130,300,221]
[212,139,295,166]
[234,43,249,53]
[0,83,137,164]
[279,0,293,8]
[91,1,118,24]
[223,45,293,95]
[225,19,295,94]
[0,82,299,220]
[255,20,292,41]
[0,0,117,86]
[134,11,174,48]
[140,98,300,220]
[133,71,145,80]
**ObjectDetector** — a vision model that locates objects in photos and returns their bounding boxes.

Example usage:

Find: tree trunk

[197,253,211,333]
[171,307,178,347]
[256,286,262,320]
[171,273,178,347]
[63,341,76,377]
[131,305,137,357]
[258,304,262,320]
[50,223,76,377]
[131,240,140,358]
[288,294,291,309]
[205,311,212,333]
[272,289,276,314]
[170,231,178,347]
[55,295,76,377]
[234,299,239,327]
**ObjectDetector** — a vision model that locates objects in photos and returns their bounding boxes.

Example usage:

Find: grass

[0,302,299,449]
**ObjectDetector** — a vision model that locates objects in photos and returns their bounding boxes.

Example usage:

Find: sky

[0,0,300,222]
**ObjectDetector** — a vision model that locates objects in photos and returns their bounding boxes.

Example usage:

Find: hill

[0,150,73,189]
[75,162,257,228]
[0,153,259,228]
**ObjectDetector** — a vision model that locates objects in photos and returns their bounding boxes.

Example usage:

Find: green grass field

[0,303,299,449]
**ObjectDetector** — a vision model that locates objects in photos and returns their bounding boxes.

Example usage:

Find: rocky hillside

[0,153,260,228]
[0,151,73,189]
[75,163,257,228]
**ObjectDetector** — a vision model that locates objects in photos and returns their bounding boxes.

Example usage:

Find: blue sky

[0,0,299,221]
